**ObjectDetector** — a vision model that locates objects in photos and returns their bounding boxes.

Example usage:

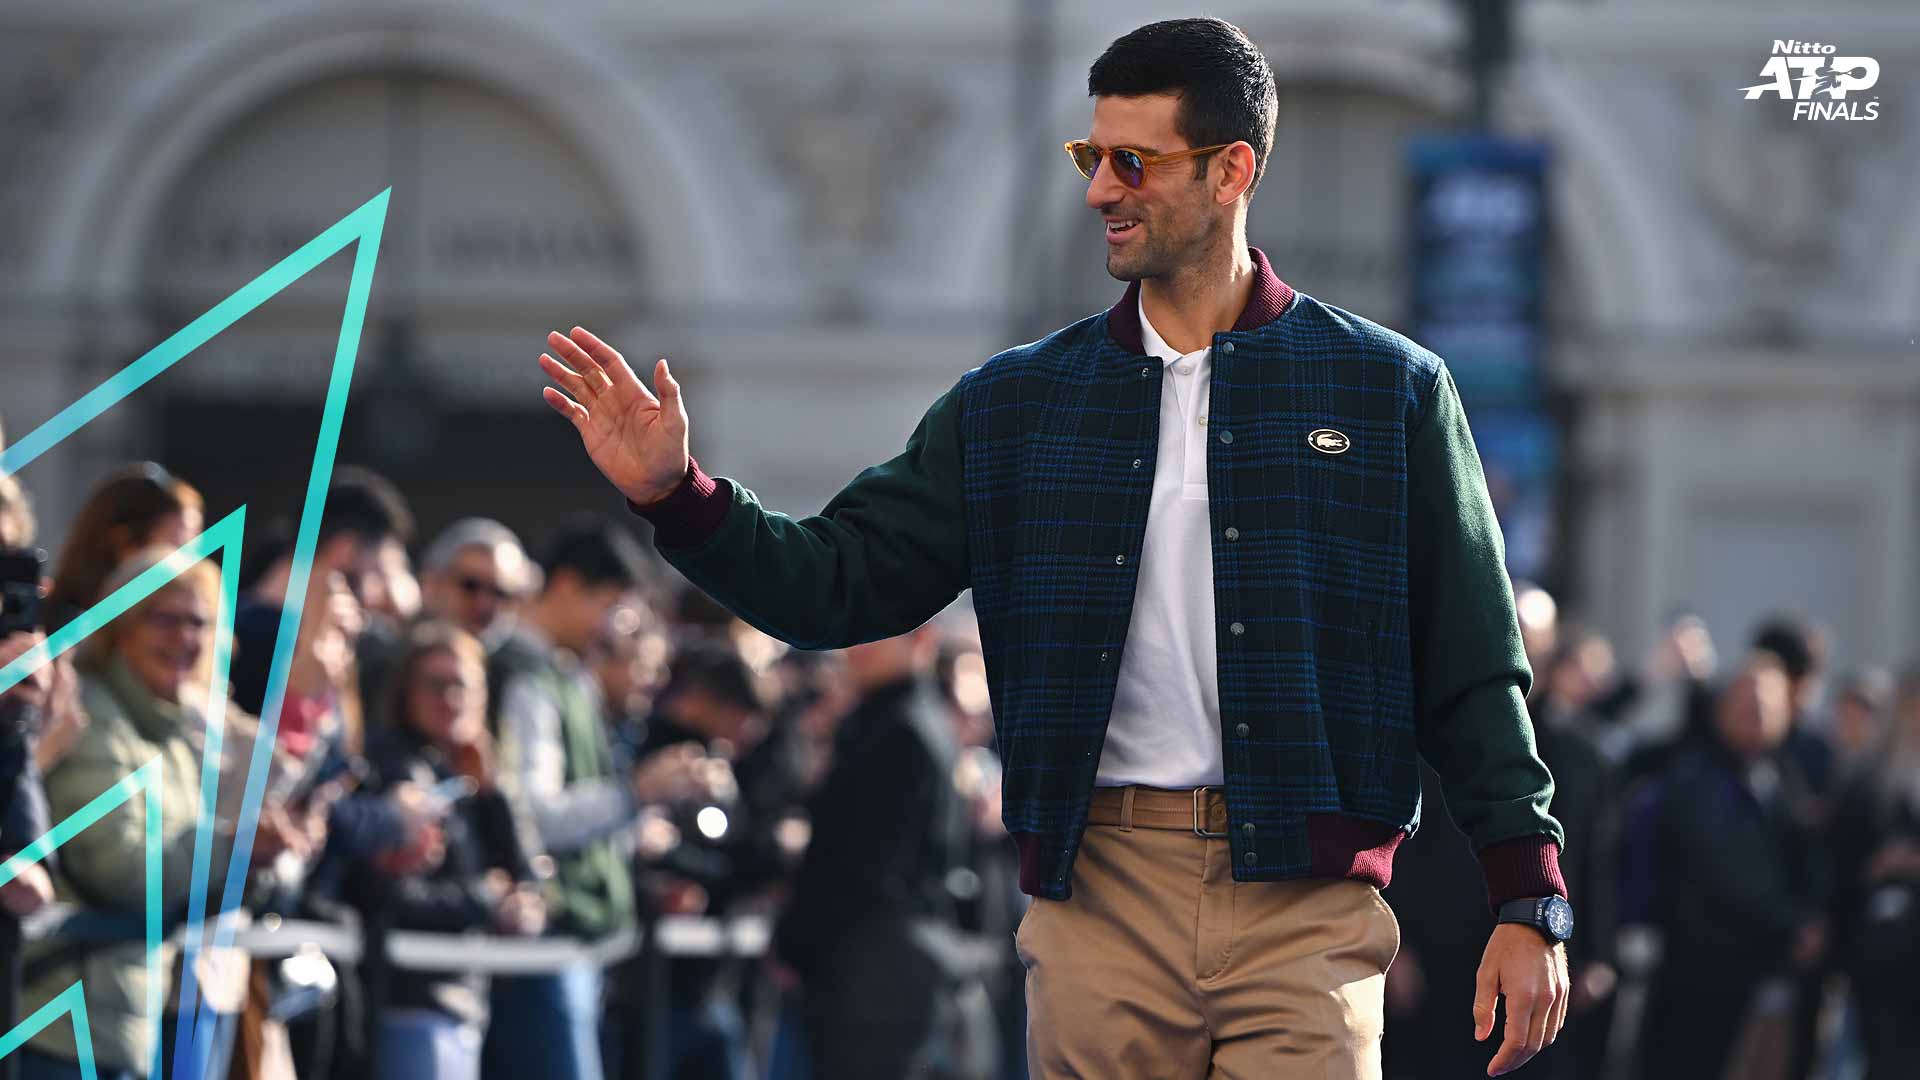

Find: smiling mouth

[1106,219,1141,235]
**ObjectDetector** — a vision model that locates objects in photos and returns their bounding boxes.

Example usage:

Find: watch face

[1543,897,1574,940]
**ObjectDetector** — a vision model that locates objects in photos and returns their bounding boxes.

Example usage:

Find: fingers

[542,386,589,429]
[566,326,644,392]
[1547,947,1571,1043]
[1472,960,1499,1043]
[538,351,595,401]
[541,327,665,417]
[1486,988,1536,1076]
[547,329,609,389]
[651,357,681,410]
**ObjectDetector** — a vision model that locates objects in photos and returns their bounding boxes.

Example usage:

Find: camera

[0,547,46,639]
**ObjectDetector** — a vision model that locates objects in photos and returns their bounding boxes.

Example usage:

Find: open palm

[538,326,689,505]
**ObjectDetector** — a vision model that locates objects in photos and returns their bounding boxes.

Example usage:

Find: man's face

[1083,92,1232,282]
[1716,662,1793,760]
[549,572,630,653]
[426,545,518,638]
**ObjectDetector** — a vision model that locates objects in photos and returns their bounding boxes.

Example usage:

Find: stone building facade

[0,1,1914,669]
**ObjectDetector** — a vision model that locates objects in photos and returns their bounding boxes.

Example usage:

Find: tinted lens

[1112,149,1145,188]
[1069,143,1101,180]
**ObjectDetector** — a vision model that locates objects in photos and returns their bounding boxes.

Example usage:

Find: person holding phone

[346,619,544,1080]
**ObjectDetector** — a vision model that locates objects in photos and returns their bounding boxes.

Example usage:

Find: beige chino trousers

[1015,785,1401,1079]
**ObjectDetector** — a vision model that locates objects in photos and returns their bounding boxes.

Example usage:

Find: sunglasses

[456,575,511,602]
[1065,139,1235,189]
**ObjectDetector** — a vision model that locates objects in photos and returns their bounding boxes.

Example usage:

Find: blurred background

[0,2,1916,1079]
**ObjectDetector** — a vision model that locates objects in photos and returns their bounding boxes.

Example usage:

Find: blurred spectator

[1824,662,1920,1080]
[1608,613,1719,782]
[347,619,545,1080]
[610,632,779,1080]
[772,623,997,1080]
[418,519,539,649]
[1749,613,1839,1079]
[0,467,60,1079]
[1513,578,1559,681]
[482,517,657,1080]
[231,468,410,724]
[17,549,317,1080]
[1524,627,1623,1080]
[1829,667,1893,784]
[1636,649,1827,1080]
[42,463,204,634]
[586,602,671,734]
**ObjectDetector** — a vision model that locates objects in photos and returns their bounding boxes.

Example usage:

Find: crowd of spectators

[0,454,1022,1080]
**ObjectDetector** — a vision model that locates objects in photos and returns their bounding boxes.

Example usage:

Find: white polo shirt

[1094,291,1224,788]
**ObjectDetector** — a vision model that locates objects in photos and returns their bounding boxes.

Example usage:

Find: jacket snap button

[1218,430,1233,444]
[1132,458,1142,468]
[1220,341,1235,356]
[1099,651,1109,662]
[1224,526,1239,541]
[1235,722,1250,738]
[1241,822,1256,836]
[1229,621,1244,636]
[1243,851,1257,865]
[1140,366,1151,377]
[1114,554,1125,565]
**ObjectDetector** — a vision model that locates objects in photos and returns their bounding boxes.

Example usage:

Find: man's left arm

[1406,361,1569,1076]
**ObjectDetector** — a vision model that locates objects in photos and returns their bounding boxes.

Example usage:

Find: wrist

[624,456,730,548]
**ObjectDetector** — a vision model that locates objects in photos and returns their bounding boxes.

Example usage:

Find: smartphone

[275,753,369,810]
[0,547,46,638]
[415,774,479,817]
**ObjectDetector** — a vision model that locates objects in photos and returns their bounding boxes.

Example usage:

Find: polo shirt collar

[1105,244,1297,355]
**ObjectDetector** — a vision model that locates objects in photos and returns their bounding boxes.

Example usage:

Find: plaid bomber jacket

[629,246,1567,913]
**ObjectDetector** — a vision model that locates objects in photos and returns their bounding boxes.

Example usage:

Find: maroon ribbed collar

[1104,244,1297,355]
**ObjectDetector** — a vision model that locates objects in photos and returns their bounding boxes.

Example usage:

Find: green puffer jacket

[19,655,247,1075]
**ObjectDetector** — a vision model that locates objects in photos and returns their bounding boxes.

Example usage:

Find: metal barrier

[12,904,1010,1080]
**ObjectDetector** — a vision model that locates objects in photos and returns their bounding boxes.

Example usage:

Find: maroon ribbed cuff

[625,454,729,549]
[1478,835,1568,914]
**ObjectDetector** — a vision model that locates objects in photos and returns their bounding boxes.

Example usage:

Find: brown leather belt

[1088,784,1230,837]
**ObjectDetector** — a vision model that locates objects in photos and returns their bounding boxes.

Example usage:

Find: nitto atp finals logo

[1741,40,1881,121]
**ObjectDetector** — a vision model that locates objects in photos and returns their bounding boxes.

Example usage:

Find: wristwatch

[1497,895,1574,944]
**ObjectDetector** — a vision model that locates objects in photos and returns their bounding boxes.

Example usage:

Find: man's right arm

[627,376,972,651]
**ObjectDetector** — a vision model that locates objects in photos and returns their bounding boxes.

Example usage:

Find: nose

[1084,158,1130,211]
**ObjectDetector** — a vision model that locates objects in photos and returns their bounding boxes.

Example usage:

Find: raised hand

[538,326,690,506]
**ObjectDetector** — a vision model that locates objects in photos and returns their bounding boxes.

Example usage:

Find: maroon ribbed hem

[625,454,729,549]
[1012,832,1050,897]
[1305,813,1406,888]
[1105,244,1298,354]
[1477,835,1568,913]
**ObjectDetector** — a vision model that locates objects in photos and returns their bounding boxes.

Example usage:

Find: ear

[1216,142,1258,206]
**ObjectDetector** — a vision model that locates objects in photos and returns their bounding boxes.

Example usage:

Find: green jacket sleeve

[630,374,972,650]
[1406,362,1568,909]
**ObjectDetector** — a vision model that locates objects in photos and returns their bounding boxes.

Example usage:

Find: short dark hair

[662,632,775,716]
[323,466,414,547]
[538,515,647,591]
[1750,613,1827,684]
[1087,18,1278,200]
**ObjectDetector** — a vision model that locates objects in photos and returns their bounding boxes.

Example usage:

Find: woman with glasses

[14,547,318,1080]
[342,618,545,1080]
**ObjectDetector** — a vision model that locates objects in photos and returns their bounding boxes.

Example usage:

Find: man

[539,18,1570,1078]
[481,517,700,1080]
[607,635,776,1080]
[231,466,415,716]
[773,622,997,1079]
[418,517,539,648]
[1638,651,1825,1080]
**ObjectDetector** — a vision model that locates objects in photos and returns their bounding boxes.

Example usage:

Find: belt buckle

[1192,786,1226,838]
